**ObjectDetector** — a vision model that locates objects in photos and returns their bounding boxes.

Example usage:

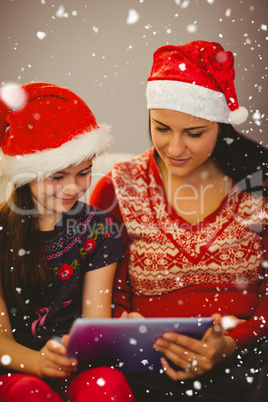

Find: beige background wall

[1,0,267,154]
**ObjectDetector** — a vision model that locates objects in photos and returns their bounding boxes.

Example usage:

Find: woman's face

[29,159,93,216]
[150,109,219,179]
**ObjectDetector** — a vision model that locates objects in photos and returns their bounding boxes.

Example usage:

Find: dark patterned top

[5,202,124,360]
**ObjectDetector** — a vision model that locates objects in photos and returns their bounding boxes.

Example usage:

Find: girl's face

[29,159,93,216]
[150,109,219,179]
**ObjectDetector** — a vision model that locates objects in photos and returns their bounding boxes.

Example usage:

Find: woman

[90,41,268,401]
[0,82,134,401]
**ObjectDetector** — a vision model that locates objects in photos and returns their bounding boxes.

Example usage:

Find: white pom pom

[0,82,27,109]
[228,107,248,125]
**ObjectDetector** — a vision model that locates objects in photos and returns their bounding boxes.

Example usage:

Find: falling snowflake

[55,6,68,18]
[126,9,140,25]
[37,31,46,40]
[141,359,149,365]
[175,0,190,8]
[252,110,261,126]
[139,325,148,334]
[193,381,202,390]
[246,376,254,383]
[186,389,194,396]
[1,355,11,365]
[224,137,234,145]
[252,111,261,120]
[186,24,197,33]
[96,377,106,387]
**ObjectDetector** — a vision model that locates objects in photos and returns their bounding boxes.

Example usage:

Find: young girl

[0,82,134,401]
[90,41,268,401]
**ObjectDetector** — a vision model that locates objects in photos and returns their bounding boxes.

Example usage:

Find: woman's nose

[168,133,186,157]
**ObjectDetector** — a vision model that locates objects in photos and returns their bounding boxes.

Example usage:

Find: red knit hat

[146,40,248,125]
[0,82,111,187]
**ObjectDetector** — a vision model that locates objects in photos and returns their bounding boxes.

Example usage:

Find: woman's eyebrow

[184,125,209,130]
[152,118,170,128]
[152,118,209,130]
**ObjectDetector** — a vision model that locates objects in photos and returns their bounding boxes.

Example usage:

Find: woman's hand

[39,336,78,379]
[153,314,238,381]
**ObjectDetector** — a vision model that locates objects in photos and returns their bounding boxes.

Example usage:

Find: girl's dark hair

[149,116,268,198]
[0,185,52,312]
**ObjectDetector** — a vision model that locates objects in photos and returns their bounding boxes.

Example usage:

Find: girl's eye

[78,171,91,177]
[78,172,89,177]
[48,175,63,181]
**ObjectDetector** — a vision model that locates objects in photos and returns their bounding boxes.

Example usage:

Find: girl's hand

[153,314,238,381]
[39,337,78,379]
[119,311,145,319]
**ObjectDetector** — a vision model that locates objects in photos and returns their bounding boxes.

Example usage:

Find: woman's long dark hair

[0,185,52,312]
[211,124,268,198]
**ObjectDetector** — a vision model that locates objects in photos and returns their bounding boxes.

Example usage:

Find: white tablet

[67,317,213,372]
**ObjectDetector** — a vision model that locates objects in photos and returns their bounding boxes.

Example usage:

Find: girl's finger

[61,334,70,347]
[41,348,78,372]
[47,339,67,355]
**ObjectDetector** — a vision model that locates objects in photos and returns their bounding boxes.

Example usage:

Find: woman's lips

[167,156,190,166]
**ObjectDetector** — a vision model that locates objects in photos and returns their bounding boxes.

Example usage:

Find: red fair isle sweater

[90,148,268,353]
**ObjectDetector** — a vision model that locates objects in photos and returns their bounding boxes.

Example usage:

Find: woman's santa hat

[0,82,111,188]
[146,40,248,125]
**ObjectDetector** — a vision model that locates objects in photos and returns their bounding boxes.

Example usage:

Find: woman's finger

[153,336,207,375]
[160,357,195,381]
[162,332,204,356]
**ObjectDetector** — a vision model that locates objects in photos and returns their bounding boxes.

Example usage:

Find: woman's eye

[155,126,170,133]
[188,132,203,138]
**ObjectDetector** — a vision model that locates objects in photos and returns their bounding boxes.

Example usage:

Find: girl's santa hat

[146,40,248,125]
[0,82,111,188]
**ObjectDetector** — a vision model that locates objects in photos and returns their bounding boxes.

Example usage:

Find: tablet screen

[67,317,213,372]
